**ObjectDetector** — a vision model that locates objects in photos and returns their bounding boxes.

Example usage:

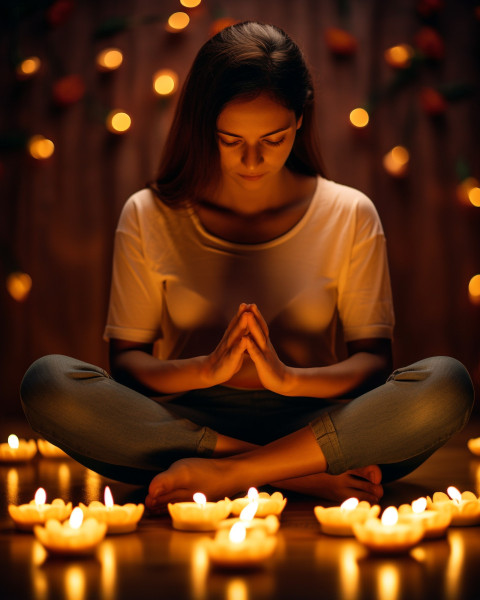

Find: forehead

[217,93,296,134]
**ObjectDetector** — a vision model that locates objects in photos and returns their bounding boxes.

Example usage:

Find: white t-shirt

[104,177,394,368]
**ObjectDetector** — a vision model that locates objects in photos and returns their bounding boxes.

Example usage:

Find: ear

[296,114,303,130]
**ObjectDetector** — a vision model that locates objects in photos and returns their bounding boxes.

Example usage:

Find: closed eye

[263,137,285,147]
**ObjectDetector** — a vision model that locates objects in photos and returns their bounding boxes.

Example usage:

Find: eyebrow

[216,126,290,138]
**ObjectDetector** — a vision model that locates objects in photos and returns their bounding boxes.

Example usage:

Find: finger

[226,312,250,347]
[248,304,269,337]
[245,312,267,350]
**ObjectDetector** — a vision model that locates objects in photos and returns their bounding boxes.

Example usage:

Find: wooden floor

[1,415,480,600]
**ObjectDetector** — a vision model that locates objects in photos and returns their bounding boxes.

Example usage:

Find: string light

[382,145,410,177]
[16,56,41,79]
[469,275,480,305]
[96,48,123,71]
[28,135,55,160]
[349,107,369,128]
[106,110,131,134]
[166,12,190,32]
[153,69,178,96]
[180,0,202,7]
[6,272,32,302]
[384,44,414,68]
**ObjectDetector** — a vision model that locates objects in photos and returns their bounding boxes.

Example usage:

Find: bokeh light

[96,48,123,71]
[468,274,480,305]
[349,107,369,128]
[180,0,202,7]
[16,56,41,78]
[382,145,410,177]
[6,272,32,302]
[384,44,414,68]
[153,69,178,96]
[456,177,480,207]
[166,12,190,32]
[106,110,131,134]
[28,135,55,160]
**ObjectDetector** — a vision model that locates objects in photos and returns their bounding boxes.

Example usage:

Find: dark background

[1,0,479,419]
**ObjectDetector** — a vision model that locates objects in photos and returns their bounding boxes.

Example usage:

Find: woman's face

[216,93,302,190]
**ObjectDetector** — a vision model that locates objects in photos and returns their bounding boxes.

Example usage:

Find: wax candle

[467,437,480,456]
[427,487,480,526]
[397,497,451,538]
[34,506,107,556]
[168,492,232,531]
[206,521,277,569]
[79,486,144,534]
[217,499,280,535]
[352,506,425,554]
[230,487,287,518]
[0,434,37,462]
[8,488,72,531]
[37,439,70,459]
[314,498,381,536]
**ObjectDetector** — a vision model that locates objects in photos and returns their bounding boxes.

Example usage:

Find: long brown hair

[148,21,326,206]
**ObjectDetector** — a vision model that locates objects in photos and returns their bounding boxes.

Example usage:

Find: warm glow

[167,12,190,31]
[469,186,480,207]
[381,506,398,526]
[412,497,427,514]
[226,578,248,600]
[28,135,55,159]
[69,507,84,529]
[349,107,369,128]
[106,110,131,134]
[382,145,409,177]
[96,48,123,71]
[340,497,359,511]
[247,487,259,502]
[35,488,47,506]
[180,0,202,6]
[240,501,258,521]
[6,271,32,302]
[7,434,19,449]
[104,486,114,508]
[447,486,462,504]
[17,56,41,77]
[229,522,246,544]
[469,274,480,305]
[153,69,178,96]
[457,177,480,207]
[384,44,414,68]
[193,492,207,506]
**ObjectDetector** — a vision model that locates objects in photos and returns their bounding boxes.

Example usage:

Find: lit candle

[37,439,70,459]
[168,492,232,531]
[427,487,480,526]
[206,521,277,569]
[216,499,280,535]
[8,488,72,531]
[314,498,381,536]
[79,486,144,534]
[467,437,480,456]
[352,506,424,554]
[34,506,107,556]
[0,434,37,462]
[397,497,451,538]
[230,487,287,518]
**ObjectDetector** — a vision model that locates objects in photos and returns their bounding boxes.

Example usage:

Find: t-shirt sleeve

[103,197,164,343]
[337,195,395,342]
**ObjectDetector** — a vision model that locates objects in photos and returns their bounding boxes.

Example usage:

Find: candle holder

[398,497,451,538]
[217,499,280,535]
[314,498,380,536]
[9,488,72,531]
[79,486,144,534]
[168,493,232,531]
[0,435,37,462]
[426,487,480,526]
[467,437,480,456]
[230,488,287,518]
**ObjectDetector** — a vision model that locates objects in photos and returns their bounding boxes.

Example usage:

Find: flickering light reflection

[85,468,102,503]
[6,468,19,506]
[190,540,208,600]
[377,564,399,600]
[98,540,117,600]
[446,531,464,599]
[226,578,249,600]
[338,542,360,600]
[64,565,86,600]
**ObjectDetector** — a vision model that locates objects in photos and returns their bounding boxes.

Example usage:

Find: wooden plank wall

[1,0,479,416]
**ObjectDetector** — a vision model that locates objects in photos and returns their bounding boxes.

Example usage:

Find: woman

[21,22,474,509]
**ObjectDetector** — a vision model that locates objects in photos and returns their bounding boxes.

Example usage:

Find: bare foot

[273,465,383,504]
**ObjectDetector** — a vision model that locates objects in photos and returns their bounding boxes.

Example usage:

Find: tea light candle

[352,506,425,554]
[168,492,232,531]
[217,499,280,535]
[0,434,37,462]
[206,522,277,569]
[314,497,381,536]
[34,506,107,556]
[8,488,72,531]
[37,439,70,459]
[230,487,287,517]
[79,486,144,534]
[427,487,480,526]
[398,497,451,539]
[467,437,480,456]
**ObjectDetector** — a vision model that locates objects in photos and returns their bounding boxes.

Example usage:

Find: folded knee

[20,354,68,410]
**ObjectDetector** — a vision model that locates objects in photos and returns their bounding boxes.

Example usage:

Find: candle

[426,487,480,526]
[217,499,280,535]
[37,439,70,459]
[467,437,480,456]
[230,487,287,518]
[79,486,144,534]
[34,506,107,556]
[0,434,37,462]
[8,488,72,531]
[314,498,381,536]
[206,521,277,569]
[168,492,232,531]
[352,506,425,554]
[397,497,451,538]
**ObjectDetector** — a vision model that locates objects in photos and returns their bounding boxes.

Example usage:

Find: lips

[239,173,266,180]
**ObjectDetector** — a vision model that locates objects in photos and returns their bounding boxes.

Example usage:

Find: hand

[243,304,293,395]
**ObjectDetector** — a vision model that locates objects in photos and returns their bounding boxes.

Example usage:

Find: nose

[241,144,263,170]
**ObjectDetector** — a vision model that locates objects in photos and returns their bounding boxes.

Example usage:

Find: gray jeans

[20,354,474,485]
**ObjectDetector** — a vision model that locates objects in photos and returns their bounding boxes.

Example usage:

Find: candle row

[0,434,69,461]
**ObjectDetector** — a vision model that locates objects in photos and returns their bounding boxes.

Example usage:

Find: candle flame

[34,488,47,506]
[381,506,398,526]
[7,434,19,449]
[340,497,359,511]
[229,522,246,544]
[240,501,258,521]
[247,487,259,502]
[69,507,84,529]
[104,486,114,508]
[412,497,427,514]
[193,492,207,506]
[447,486,462,504]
